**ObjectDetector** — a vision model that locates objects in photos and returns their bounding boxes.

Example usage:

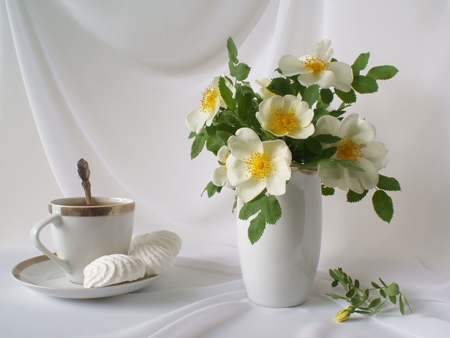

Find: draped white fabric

[2,0,450,336]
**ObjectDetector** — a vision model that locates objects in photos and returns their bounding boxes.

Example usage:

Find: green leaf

[346,289,356,298]
[190,131,207,159]
[219,77,236,110]
[321,146,337,159]
[347,189,368,203]
[188,131,196,139]
[201,181,222,198]
[302,84,320,107]
[338,161,365,172]
[237,93,256,122]
[234,63,251,81]
[320,88,334,104]
[322,185,335,196]
[352,75,379,94]
[380,289,386,298]
[368,298,381,308]
[335,88,357,103]
[318,159,337,169]
[239,193,266,220]
[305,137,323,155]
[313,134,341,144]
[372,190,394,223]
[389,295,397,304]
[355,279,360,289]
[385,282,400,297]
[379,278,388,287]
[331,280,339,287]
[399,295,405,315]
[267,77,296,96]
[352,52,370,76]
[226,37,238,64]
[325,292,347,300]
[371,281,381,289]
[367,65,398,80]
[261,195,282,225]
[248,212,266,244]
[377,175,401,191]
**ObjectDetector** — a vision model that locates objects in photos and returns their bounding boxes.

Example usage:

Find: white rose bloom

[278,39,353,92]
[256,95,315,139]
[186,76,235,134]
[211,145,234,188]
[315,113,389,194]
[226,128,292,202]
[255,78,275,99]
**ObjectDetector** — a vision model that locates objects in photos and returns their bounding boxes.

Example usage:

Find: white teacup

[30,197,135,284]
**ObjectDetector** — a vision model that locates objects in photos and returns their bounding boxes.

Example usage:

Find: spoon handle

[77,158,93,205]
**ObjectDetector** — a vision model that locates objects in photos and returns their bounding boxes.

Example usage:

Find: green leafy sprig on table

[326,267,412,322]
[191,37,401,244]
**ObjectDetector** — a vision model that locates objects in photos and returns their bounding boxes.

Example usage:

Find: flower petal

[262,140,292,165]
[298,70,335,88]
[339,113,376,142]
[342,158,379,193]
[185,107,207,133]
[235,179,266,203]
[211,166,229,187]
[315,115,341,136]
[226,156,248,186]
[327,62,353,92]
[311,39,333,62]
[361,141,389,170]
[278,55,307,76]
[227,128,263,160]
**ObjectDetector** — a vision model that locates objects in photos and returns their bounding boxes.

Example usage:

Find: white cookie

[129,244,175,277]
[83,254,145,288]
[129,230,182,257]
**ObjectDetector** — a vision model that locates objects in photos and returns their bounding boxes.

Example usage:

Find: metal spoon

[77,158,93,205]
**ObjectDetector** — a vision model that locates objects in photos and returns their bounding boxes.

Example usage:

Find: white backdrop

[2,0,450,279]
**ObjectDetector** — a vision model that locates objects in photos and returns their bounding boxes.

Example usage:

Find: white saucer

[11,254,163,299]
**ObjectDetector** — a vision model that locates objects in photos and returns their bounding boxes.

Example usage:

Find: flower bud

[333,309,351,322]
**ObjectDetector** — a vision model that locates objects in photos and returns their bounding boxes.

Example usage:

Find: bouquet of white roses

[186,38,400,244]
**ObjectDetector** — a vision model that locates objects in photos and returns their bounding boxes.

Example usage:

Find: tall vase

[237,168,322,308]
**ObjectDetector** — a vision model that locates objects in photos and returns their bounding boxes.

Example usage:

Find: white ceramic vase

[237,168,322,308]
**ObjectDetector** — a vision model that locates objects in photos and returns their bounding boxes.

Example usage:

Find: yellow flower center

[337,137,362,161]
[304,56,329,73]
[201,87,219,113]
[272,109,300,134]
[244,151,274,181]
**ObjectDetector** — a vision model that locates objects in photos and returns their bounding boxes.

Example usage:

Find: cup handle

[30,214,71,275]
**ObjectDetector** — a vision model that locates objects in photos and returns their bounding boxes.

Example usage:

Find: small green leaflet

[261,195,282,225]
[352,75,379,94]
[201,181,222,198]
[335,88,357,103]
[367,65,398,80]
[372,190,394,223]
[347,189,368,203]
[351,52,370,76]
[219,77,236,110]
[248,213,266,244]
[377,175,401,191]
[190,131,207,159]
[266,77,296,96]
[302,84,320,108]
[226,37,238,64]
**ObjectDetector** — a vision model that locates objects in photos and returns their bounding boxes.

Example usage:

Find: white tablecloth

[3,244,449,337]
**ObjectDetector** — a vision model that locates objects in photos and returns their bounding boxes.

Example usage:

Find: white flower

[185,76,235,134]
[256,95,315,139]
[315,113,389,194]
[211,146,234,188]
[226,128,292,202]
[255,78,275,99]
[278,39,353,92]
